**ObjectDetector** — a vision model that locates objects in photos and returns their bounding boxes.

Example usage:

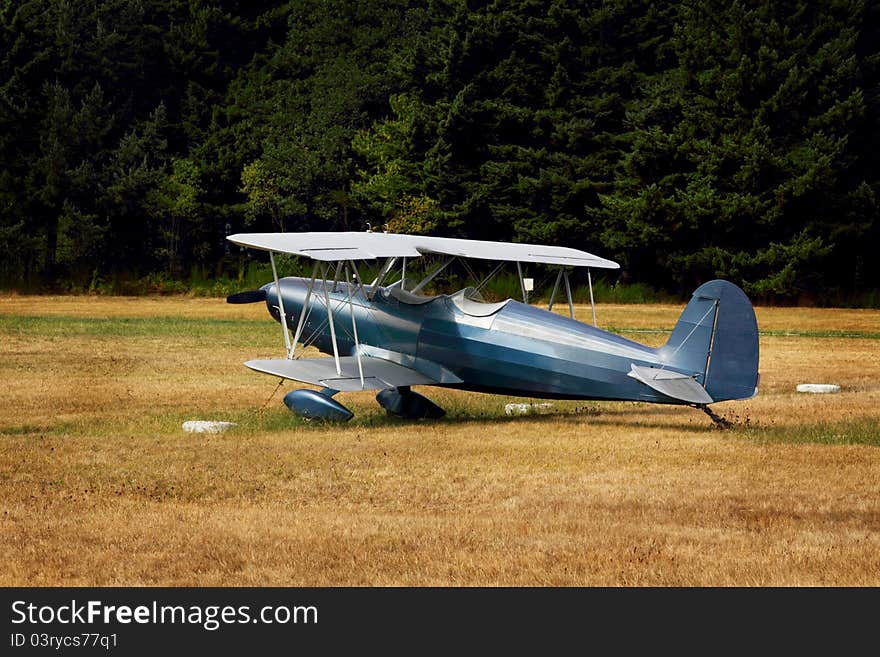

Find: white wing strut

[516,262,527,303]
[547,269,581,322]
[548,269,563,312]
[411,257,453,294]
[345,263,365,388]
[321,264,342,376]
[370,257,398,294]
[270,251,292,356]
[290,261,319,359]
[587,269,597,327]
[563,271,575,320]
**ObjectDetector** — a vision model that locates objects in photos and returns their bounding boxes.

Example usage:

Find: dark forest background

[1,0,878,303]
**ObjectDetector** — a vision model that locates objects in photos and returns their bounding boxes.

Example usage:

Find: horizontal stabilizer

[245,356,436,392]
[628,364,714,405]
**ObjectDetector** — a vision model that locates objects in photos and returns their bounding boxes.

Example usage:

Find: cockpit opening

[449,287,509,316]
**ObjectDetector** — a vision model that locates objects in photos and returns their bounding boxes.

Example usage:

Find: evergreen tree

[353,0,673,254]
[0,0,269,285]
[601,0,874,299]
[0,0,876,301]
[216,0,425,237]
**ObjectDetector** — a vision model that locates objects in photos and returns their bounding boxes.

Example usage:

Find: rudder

[662,280,759,403]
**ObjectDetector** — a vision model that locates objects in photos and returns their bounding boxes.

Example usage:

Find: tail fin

[662,280,759,403]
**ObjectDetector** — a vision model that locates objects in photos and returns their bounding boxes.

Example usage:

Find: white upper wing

[227,231,619,269]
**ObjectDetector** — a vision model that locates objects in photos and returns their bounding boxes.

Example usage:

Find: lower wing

[245,356,439,392]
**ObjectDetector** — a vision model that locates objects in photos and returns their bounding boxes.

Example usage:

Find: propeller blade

[226,289,267,304]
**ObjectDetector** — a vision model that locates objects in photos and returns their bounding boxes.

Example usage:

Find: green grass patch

[10,388,877,448]
[737,419,880,447]
[0,424,53,436]
[0,314,270,340]
[28,393,595,438]
[610,326,880,340]
[757,329,880,339]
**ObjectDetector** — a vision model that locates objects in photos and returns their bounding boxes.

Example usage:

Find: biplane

[226,232,759,423]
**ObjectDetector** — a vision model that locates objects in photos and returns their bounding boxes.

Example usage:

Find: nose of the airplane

[262,277,312,325]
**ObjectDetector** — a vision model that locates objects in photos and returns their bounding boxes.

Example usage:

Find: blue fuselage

[263,277,684,403]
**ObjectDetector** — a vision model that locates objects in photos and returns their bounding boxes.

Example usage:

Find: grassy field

[1,294,878,586]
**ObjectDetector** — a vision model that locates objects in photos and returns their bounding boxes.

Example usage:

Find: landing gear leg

[376,387,446,419]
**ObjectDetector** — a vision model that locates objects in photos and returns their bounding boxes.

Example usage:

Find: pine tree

[352,0,673,259]
[602,0,873,299]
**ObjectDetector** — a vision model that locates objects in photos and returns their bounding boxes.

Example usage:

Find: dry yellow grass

[0,294,878,586]
[0,293,264,320]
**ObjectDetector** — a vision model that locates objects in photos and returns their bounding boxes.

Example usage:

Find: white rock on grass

[504,402,554,416]
[795,384,841,394]
[182,420,236,434]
